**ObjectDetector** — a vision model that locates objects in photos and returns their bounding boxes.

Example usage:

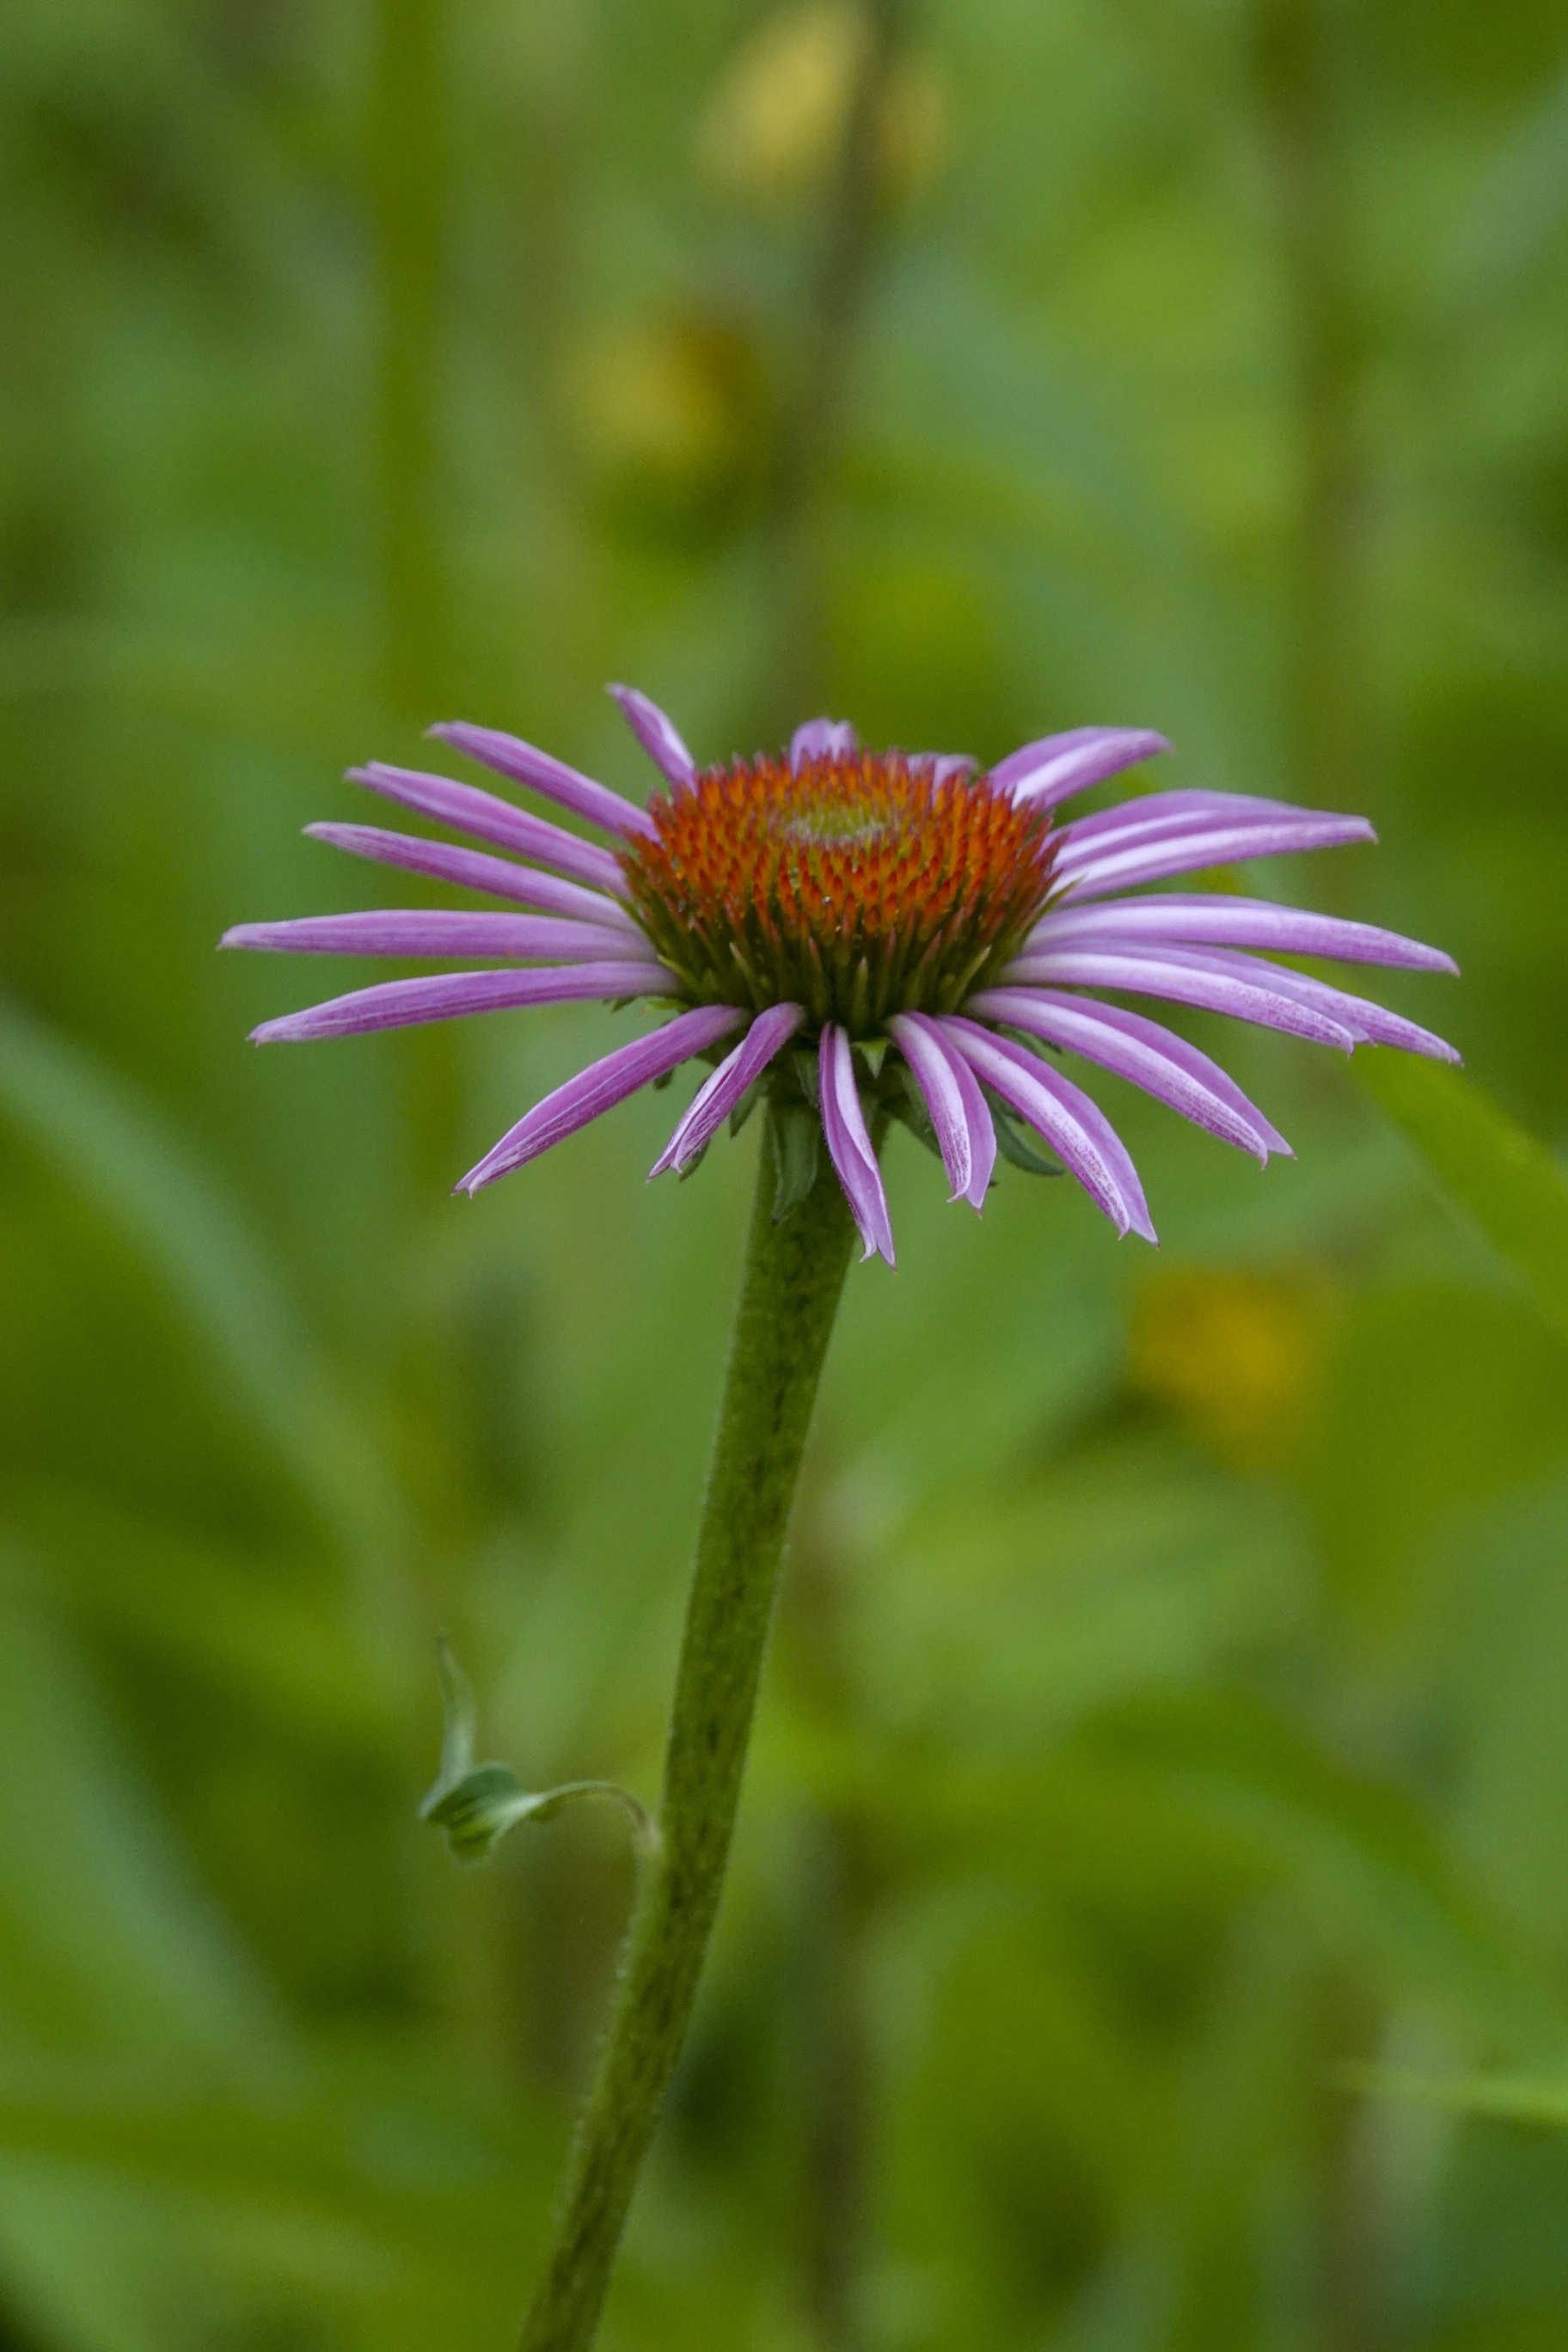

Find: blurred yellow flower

[1128,1266,1333,1472]
[561,309,769,523]
[696,3,948,209]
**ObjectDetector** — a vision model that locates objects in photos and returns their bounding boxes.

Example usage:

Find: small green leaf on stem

[420,1638,657,1865]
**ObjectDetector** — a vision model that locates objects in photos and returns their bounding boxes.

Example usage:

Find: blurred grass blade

[0,1581,286,2063]
[1355,1056,1568,1346]
[0,2055,559,2352]
[3,1488,395,1750]
[1096,1695,1551,2037]
[0,995,397,1560]
[1352,2065,1568,2130]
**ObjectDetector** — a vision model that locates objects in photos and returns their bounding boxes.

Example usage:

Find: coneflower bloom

[223,689,1457,1263]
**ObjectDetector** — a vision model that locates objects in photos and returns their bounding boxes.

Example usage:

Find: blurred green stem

[1253,0,1367,831]
[372,0,445,715]
[769,0,905,731]
[517,1107,858,2352]
[371,0,465,1189]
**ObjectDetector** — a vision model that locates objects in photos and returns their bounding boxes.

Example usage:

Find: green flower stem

[517,1108,860,2352]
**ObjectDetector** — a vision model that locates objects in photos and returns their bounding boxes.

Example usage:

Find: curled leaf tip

[420,1637,658,1865]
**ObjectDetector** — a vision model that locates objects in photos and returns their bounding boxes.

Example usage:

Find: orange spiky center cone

[619,749,1057,1035]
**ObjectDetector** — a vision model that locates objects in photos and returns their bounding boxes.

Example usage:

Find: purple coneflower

[223,689,1457,1261]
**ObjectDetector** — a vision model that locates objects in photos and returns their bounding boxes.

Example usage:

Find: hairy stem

[517,1109,859,2351]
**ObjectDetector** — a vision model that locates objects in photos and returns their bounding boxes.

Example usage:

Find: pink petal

[818,1025,895,1265]
[990,726,1170,811]
[1183,949,1461,1062]
[248,960,671,1045]
[429,720,658,841]
[350,763,630,897]
[789,718,860,769]
[911,753,980,785]
[1026,893,1457,973]
[1001,944,1358,1050]
[941,1018,1157,1243]
[304,822,642,930]
[458,1003,744,1193]
[609,684,697,791]
[650,1002,806,1177]
[222,911,644,962]
[1056,812,1376,899]
[887,1012,995,1209]
[965,987,1289,1162]
[1057,788,1301,852]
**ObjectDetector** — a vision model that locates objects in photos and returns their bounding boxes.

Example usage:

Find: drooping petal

[248,960,671,1045]
[965,987,1290,1163]
[650,1001,806,1177]
[429,720,658,840]
[457,1003,744,1194]
[1054,808,1376,900]
[990,726,1171,811]
[609,685,697,792]
[351,763,631,897]
[304,822,644,931]
[1001,943,1358,1050]
[789,718,860,769]
[221,911,646,962]
[1026,892,1458,973]
[1177,948,1462,1061]
[888,1011,995,1209]
[941,1018,1156,1242]
[818,1024,895,1265]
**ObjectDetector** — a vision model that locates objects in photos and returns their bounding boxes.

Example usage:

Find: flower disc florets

[620,749,1057,1034]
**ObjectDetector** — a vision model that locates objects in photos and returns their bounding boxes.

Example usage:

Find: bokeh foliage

[3,1,1567,2347]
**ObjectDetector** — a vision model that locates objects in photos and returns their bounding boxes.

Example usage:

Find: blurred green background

[3,1,1568,2347]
